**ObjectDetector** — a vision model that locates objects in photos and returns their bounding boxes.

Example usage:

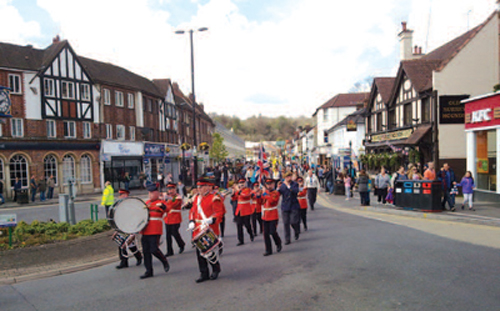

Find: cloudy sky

[1,0,497,119]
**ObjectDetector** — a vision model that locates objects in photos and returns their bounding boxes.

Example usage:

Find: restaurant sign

[371,129,412,143]
[464,93,500,130]
[439,95,469,124]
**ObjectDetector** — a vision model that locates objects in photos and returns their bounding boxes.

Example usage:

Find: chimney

[52,35,60,44]
[398,21,414,61]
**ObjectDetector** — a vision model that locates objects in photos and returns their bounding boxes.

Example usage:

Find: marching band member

[251,182,263,236]
[297,177,308,232]
[188,177,225,283]
[113,189,142,269]
[235,178,254,246]
[261,178,282,256]
[213,185,227,238]
[164,182,185,257]
[140,184,170,279]
[278,171,301,245]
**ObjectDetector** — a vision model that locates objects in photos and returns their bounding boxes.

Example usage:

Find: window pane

[80,155,92,183]
[62,155,75,183]
[10,155,29,188]
[44,155,58,185]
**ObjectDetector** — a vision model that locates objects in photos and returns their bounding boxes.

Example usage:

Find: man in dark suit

[278,171,300,245]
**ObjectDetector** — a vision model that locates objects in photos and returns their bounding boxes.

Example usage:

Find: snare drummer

[114,189,143,269]
[188,177,225,283]
[164,182,185,257]
[140,184,170,279]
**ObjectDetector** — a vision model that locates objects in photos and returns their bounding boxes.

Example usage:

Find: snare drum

[192,227,220,256]
[108,197,149,234]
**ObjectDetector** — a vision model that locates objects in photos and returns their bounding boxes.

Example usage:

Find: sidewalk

[0,188,150,209]
[320,192,500,228]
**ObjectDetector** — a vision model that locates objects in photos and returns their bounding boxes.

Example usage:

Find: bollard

[8,227,12,247]
[94,204,98,221]
[90,204,95,221]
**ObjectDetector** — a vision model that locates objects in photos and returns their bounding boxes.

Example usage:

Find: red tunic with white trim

[251,190,263,213]
[262,190,280,221]
[297,188,308,209]
[189,193,225,237]
[141,199,166,235]
[235,187,253,216]
[164,195,183,225]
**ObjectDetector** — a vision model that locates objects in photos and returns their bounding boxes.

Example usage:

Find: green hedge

[0,219,110,250]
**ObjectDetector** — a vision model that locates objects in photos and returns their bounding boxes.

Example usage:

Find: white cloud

[33,0,498,119]
[0,0,41,44]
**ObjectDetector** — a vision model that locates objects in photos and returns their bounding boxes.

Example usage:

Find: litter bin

[334,181,345,195]
[419,181,442,212]
[410,182,422,209]
[394,181,404,207]
[17,189,29,204]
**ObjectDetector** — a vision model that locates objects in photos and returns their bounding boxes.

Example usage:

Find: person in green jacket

[101,181,115,216]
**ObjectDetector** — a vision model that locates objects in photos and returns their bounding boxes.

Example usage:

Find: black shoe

[163,261,170,273]
[285,241,291,245]
[210,271,220,280]
[236,242,244,246]
[136,257,142,266]
[295,233,299,240]
[140,273,153,279]
[461,205,465,210]
[451,207,456,212]
[277,244,282,252]
[116,263,128,269]
[196,275,210,283]
[304,227,308,231]
[263,252,272,256]
[179,246,185,254]
[166,253,174,257]
[469,207,476,211]
[250,236,254,242]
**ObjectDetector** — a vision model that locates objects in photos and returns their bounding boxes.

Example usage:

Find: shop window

[62,155,75,184]
[475,130,497,192]
[80,155,92,183]
[10,155,29,188]
[44,155,58,185]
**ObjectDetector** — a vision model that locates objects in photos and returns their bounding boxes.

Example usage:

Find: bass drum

[108,197,149,234]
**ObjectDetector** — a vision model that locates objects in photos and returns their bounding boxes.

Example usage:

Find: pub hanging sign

[439,95,469,124]
[0,86,13,118]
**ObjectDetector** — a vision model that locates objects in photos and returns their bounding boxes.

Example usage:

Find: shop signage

[144,143,165,157]
[465,93,500,130]
[102,141,143,156]
[0,214,17,227]
[346,120,357,131]
[371,129,412,143]
[439,95,469,124]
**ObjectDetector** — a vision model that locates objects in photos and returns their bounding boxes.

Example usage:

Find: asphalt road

[2,197,500,311]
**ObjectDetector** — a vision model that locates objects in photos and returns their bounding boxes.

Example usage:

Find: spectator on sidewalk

[375,168,391,204]
[47,175,55,199]
[390,166,407,206]
[439,163,456,212]
[30,175,37,202]
[344,173,351,201]
[356,170,370,206]
[304,169,320,210]
[0,180,4,204]
[455,171,475,211]
[318,166,324,188]
[424,162,436,180]
[13,177,21,202]
[123,172,131,191]
[38,176,47,202]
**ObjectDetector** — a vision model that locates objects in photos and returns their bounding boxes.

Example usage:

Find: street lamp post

[349,140,352,175]
[175,27,208,185]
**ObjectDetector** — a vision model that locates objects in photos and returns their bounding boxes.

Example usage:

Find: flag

[255,143,270,183]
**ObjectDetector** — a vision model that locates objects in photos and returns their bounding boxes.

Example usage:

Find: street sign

[0,214,17,227]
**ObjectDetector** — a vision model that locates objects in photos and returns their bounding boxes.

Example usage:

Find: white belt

[169,210,181,213]
[238,201,251,204]
[150,217,163,221]
[263,207,278,211]
[297,196,306,199]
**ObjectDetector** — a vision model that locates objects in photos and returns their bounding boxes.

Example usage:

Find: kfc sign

[470,108,491,123]
[464,93,500,130]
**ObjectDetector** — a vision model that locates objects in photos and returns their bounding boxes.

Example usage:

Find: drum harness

[194,195,223,264]
[112,232,140,259]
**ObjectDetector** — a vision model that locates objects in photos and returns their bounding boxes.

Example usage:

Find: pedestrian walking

[438,163,456,212]
[30,175,37,202]
[38,176,47,201]
[455,171,475,211]
[123,172,131,191]
[297,177,308,231]
[13,177,21,202]
[47,175,55,199]
[304,169,320,210]
[375,168,391,204]
[101,181,115,216]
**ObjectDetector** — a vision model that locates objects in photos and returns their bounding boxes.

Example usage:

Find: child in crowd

[344,174,351,201]
[455,171,475,211]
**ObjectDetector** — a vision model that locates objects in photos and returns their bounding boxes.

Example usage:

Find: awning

[404,124,432,145]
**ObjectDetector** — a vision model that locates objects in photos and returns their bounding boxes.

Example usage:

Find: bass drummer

[140,183,170,279]
[188,176,225,283]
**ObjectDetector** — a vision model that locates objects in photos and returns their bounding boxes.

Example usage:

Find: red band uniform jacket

[235,187,253,217]
[164,195,183,225]
[189,193,225,238]
[262,190,280,221]
[141,199,167,235]
[297,188,308,209]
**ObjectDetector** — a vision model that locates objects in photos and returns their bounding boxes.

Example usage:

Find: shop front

[101,141,144,190]
[464,93,500,201]
[164,144,181,183]
[143,142,166,185]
